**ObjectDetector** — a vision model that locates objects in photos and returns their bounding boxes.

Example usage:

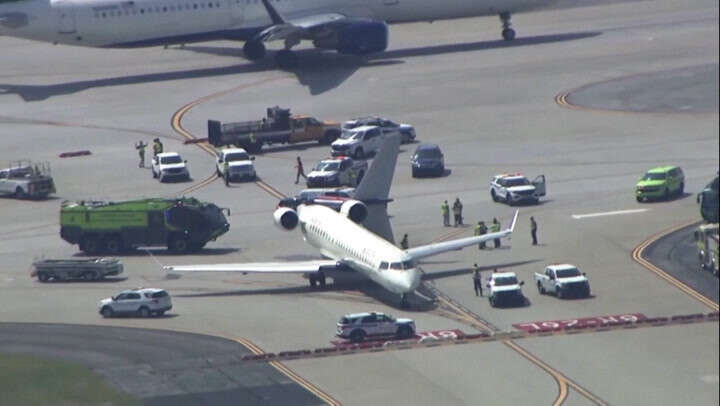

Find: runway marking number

[513,313,647,332]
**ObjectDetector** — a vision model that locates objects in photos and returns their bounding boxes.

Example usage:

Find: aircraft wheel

[502,28,516,41]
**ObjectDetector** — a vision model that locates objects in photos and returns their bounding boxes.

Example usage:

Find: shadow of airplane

[171,258,540,310]
[0,31,600,101]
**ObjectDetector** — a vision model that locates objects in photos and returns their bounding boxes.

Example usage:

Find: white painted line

[572,209,649,219]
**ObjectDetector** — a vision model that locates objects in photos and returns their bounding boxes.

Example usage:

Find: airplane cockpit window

[379,262,389,270]
[390,262,402,270]
[402,260,416,269]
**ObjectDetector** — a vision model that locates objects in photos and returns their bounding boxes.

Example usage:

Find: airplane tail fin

[355,134,401,244]
[353,134,401,203]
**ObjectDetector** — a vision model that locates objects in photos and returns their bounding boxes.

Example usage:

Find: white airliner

[164,134,518,307]
[1,0,557,68]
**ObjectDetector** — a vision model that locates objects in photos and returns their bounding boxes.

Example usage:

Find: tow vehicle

[336,312,416,343]
[490,173,546,205]
[60,197,230,254]
[151,152,190,182]
[306,156,368,188]
[331,125,386,158]
[208,106,341,153]
[695,224,719,277]
[31,258,123,282]
[215,148,256,182]
[0,160,56,199]
[534,264,591,298]
[342,117,416,144]
[486,271,526,307]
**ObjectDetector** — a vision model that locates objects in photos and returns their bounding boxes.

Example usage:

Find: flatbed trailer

[31,258,124,282]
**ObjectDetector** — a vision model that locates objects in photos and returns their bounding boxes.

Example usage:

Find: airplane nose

[405,268,422,292]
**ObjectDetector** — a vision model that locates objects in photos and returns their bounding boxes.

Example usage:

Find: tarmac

[1,0,718,404]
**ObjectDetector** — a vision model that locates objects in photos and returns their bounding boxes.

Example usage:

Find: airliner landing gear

[400,294,410,309]
[309,272,327,289]
[499,12,516,41]
[243,40,266,60]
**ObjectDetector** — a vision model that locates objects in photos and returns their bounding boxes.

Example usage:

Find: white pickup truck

[486,271,526,307]
[306,156,368,188]
[215,148,256,182]
[534,264,591,298]
[0,161,56,199]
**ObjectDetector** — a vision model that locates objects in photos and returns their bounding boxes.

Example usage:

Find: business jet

[1,0,557,68]
[164,134,519,307]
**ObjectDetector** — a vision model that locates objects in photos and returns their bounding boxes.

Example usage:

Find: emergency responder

[223,160,230,187]
[490,217,501,248]
[134,140,147,168]
[474,221,488,249]
[249,132,257,147]
[295,156,307,184]
[441,200,450,227]
[152,138,163,157]
[400,234,409,249]
[349,167,358,186]
[472,264,482,296]
[530,216,538,245]
[452,197,463,227]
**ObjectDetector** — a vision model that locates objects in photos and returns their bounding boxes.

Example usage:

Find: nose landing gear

[400,293,410,309]
[499,12,516,41]
[309,271,327,289]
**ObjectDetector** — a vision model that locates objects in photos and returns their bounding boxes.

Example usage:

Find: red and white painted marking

[513,313,647,333]
[331,329,465,347]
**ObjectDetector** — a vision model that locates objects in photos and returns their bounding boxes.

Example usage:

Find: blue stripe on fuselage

[103,26,267,48]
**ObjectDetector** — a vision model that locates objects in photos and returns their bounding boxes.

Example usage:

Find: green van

[635,166,684,202]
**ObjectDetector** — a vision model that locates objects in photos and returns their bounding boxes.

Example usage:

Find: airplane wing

[406,210,519,260]
[254,0,354,43]
[164,260,338,273]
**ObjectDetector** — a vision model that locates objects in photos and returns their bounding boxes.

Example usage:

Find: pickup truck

[486,271,526,307]
[207,106,341,153]
[306,156,368,188]
[0,161,56,199]
[534,264,590,298]
[215,148,256,182]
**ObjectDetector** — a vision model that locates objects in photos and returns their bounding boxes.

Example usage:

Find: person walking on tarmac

[223,160,231,187]
[400,234,409,249]
[530,216,538,245]
[490,217,501,248]
[472,264,483,297]
[134,140,147,168]
[152,138,163,157]
[295,156,307,184]
[452,197,463,227]
[474,221,488,249]
[441,200,450,227]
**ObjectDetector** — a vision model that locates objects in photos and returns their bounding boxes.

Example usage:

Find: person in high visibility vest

[472,263,483,297]
[490,217,501,248]
[441,200,450,227]
[152,138,163,157]
[134,140,147,167]
[400,234,409,249]
[474,221,488,249]
[452,197,463,227]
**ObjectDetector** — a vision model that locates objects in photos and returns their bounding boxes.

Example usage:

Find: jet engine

[313,20,389,55]
[274,207,299,231]
[339,200,368,223]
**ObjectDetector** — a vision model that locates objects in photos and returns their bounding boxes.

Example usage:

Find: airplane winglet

[508,209,519,232]
[260,0,286,24]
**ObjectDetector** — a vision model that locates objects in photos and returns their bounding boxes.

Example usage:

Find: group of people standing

[134,138,164,168]
[441,198,465,227]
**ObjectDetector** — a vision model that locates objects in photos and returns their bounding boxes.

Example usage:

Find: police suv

[490,173,546,205]
[306,156,368,188]
[336,312,416,342]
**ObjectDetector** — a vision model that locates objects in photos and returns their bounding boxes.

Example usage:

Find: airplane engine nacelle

[274,207,299,231]
[313,20,388,55]
[340,200,368,223]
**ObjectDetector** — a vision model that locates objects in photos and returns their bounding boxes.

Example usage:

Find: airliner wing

[164,260,338,273]
[255,0,346,42]
[406,210,519,260]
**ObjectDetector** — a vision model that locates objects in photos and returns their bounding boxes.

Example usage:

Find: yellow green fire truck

[60,198,229,254]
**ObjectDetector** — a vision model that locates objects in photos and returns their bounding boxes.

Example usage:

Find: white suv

[336,312,415,342]
[152,152,190,182]
[490,173,546,205]
[331,125,385,159]
[98,288,172,318]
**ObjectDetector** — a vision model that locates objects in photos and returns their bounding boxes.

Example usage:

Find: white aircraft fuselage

[1,0,551,48]
[298,204,421,295]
